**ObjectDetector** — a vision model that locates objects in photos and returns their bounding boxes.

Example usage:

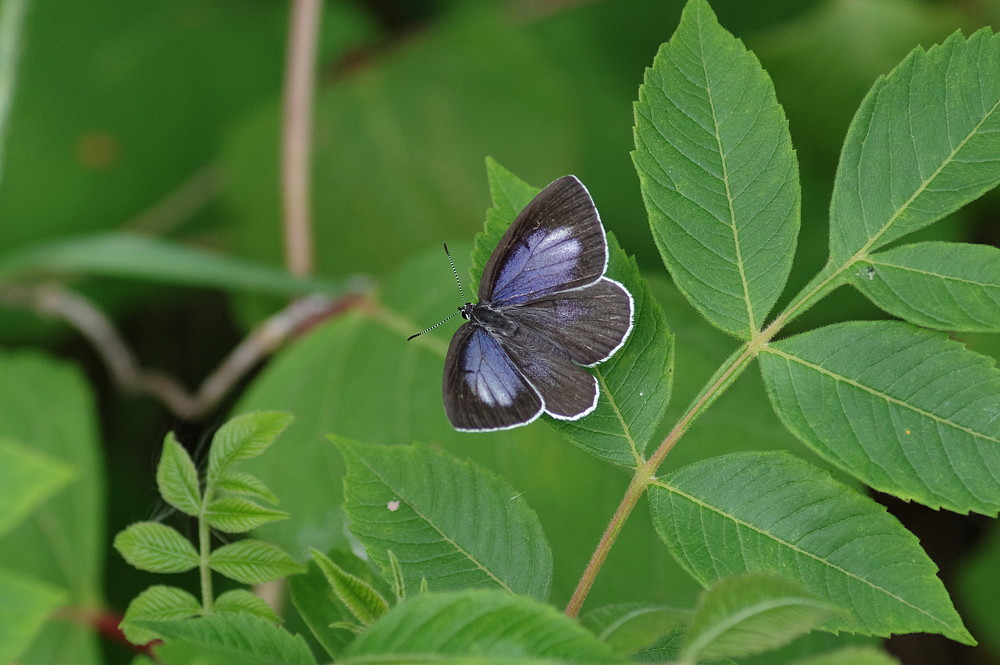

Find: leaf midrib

[764,347,1000,444]
[352,453,513,593]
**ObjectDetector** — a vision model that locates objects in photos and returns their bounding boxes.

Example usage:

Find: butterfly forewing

[443,324,544,431]
[479,176,608,306]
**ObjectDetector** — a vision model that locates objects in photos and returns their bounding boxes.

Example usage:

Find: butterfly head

[459,302,476,320]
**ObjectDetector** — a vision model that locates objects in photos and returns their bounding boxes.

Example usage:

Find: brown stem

[0,285,348,420]
[281,0,322,277]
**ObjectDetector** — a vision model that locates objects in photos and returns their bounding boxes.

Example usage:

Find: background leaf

[336,437,552,600]
[310,548,388,626]
[0,352,105,662]
[113,522,199,574]
[828,28,1000,261]
[760,321,1000,515]
[649,452,973,643]
[156,433,201,517]
[203,497,287,534]
[0,233,345,295]
[851,242,1000,332]
[290,550,393,661]
[0,569,67,665]
[214,589,280,623]
[0,437,73,536]
[208,539,303,585]
[581,603,687,655]
[119,585,201,646]
[207,411,293,482]
[140,614,316,665]
[340,590,619,664]
[681,573,837,661]
[633,0,799,338]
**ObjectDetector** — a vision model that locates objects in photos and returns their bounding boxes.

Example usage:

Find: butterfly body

[442,176,634,432]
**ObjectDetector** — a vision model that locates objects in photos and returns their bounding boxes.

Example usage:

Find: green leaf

[0,352,105,661]
[552,234,674,465]
[208,411,291,472]
[290,550,391,660]
[681,573,838,662]
[0,437,74,536]
[759,321,1000,515]
[471,158,541,295]
[119,585,201,646]
[214,589,280,623]
[0,232,345,295]
[789,646,902,665]
[851,242,1000,332]
[310,548,389,626]
[386,549,405,600]
[207,411,294,483]
[113,522,198,573]
[208,539,303,584]
[339,590,620,664]
[203,497,288,534]
[648,452,973,644]
[0,569,68,664]
[829,28,1000,261]
[581,604,687,655]
[335,437,552,599]
[957,521,1000,655]
[138,614,316,665]
[156,433,201,517]
[633,0,799,338]
[215,470,279,505]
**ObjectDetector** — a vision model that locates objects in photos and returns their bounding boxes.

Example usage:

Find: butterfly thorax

[460,302,517,336]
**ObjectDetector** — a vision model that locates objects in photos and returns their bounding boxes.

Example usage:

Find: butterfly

[416,175,634,432]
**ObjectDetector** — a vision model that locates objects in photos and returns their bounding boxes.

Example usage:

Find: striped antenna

[406,243,469,341]
[443,242,467,302]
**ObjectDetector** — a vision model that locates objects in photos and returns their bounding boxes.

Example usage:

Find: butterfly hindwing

[493,324,599,420]
[503,277,634,367]
[479,176,608,306]
[443,324,544,431]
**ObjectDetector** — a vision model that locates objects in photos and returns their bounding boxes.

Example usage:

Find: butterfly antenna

[406,243,469,341]
[443,242,467,302]
[406,310,460,341]
[406,243,465,342]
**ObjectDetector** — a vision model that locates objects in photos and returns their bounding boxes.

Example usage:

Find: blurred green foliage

[0,1,997,663]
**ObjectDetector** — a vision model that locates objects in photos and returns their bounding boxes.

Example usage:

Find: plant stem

[281,0,322,277]
[565,257,857,616]
[199,486,214,613]
[0,0,29,190]
[565,342,756,616]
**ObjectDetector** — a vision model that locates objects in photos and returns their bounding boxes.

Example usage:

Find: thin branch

[0,284,353,420]
[127,164,223,234]
[281,0,322,277]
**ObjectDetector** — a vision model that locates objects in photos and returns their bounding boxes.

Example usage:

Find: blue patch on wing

[462,327,524,407]
[490,227,584,304]
[442,325,543,431]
